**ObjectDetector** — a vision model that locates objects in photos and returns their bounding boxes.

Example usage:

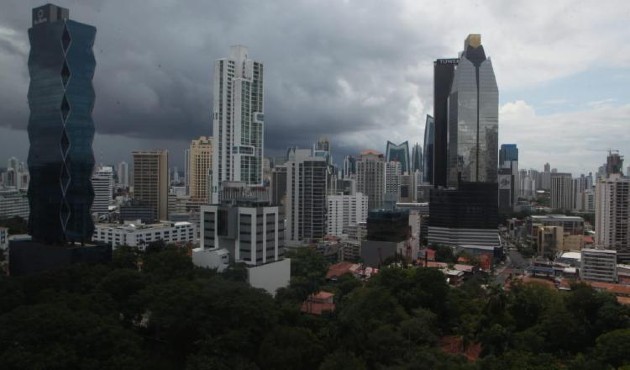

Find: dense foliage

[1,245,629,369]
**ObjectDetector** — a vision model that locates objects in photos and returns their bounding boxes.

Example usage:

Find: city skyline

[1,1,630,175]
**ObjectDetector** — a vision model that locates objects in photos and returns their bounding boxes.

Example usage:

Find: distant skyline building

[27,4,96,244]
[423,115,435,184]
[117,161,129,188]
[550,172,573,211]
[357,150,385,210]
[91,166,113,215]
[385,141,410,175]
[211,45,264,203]
[133,150,168,221]
[499,144,518,165]
[343,155,357,179]
[411,142,422,174]
[188,136,213,202]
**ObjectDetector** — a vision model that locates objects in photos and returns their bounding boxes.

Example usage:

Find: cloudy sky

[1,0,630,175]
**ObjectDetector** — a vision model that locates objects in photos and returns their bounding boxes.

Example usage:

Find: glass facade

[499,144,518,164]
[433,59,458,188]
[411,142,422,173]
[385,141,410,174]
[447,36,498,187]
[27,5,96,244]
[423,115,434,184]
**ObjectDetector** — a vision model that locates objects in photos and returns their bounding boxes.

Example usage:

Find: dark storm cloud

[0,0,442,163]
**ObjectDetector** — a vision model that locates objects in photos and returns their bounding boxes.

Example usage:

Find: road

[494,248,530,284]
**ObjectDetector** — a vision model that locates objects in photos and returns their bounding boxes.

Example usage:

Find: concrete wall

[247,258,291,296]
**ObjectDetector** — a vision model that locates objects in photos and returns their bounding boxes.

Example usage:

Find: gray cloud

[2,0,630,171]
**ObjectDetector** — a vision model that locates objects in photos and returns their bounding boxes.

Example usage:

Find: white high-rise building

[117,161,129,188]
[211,45,264,203]
[92,166,114,215]
[595,173,630,262]
[357,150,385,210]
[326,192,369,237]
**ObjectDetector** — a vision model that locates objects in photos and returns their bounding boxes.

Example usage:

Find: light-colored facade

[0,189,29,219]
[188,136,213,202]
[117,161,129,188]
[581,248,617,283]
[550,173,573,211]
[93,220,195,249]
[357,150,385,210]
[326,193,369,237]
[132,150,168,221]
[91,166,113,215]
[385,161,401,203]
[595,174,630,261]
[447,34,498,187]
[211,46,264,203]
[285,149,327,242]
[200,203,283,265]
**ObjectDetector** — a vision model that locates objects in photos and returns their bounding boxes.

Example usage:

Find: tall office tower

[285,149,327,243]
[133,150,168,221]
[572,174,591,211]
[343,155,357,178]
[91,166,113,215]
[550,173,573,211]
[385,141,410,175]
[519,169,536,199]
[357,150,386,210]
[411,143,422,173]
[385,161,402,208]
[326,192,369,236]
[542,163,551,190]
[27,4,96,244]
[428,35,499,248]
[606,150,624,176]
[313,137,332,165]
[423,115,435,184]
[596,173,630,262]
[271,165,288,207]
[6,157,19,187]
[188,136,213,202]
[433,60,458,188]
[211,46,264,203]
[499,144,518,166]
[447,34,498,187]
[117,161,129,188]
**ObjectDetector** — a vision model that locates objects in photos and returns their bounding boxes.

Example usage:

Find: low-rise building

[0,189,29,220]
[581,248,617,283]
[93,220,195,249]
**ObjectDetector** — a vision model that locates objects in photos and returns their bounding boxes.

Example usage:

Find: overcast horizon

[2,0,630,175]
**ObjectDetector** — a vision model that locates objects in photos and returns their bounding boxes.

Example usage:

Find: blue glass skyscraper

[499,144,518,165]
[385,141,410,174]
[27,4,96,244]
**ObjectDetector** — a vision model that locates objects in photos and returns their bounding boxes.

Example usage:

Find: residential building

[285,148,327,242]
[326,193,368,237]
[384,161,401,207]
[117,161,129,188]
[188,136,213,202]
[211,46,264,203]
[357,150,385,210]
[581,248,618,283]
[91,166,113,215]
[27,4,96,244]
[595,173,630,262]
[551,173,573,211]
[132,150,169,221]
[93,220,195,249]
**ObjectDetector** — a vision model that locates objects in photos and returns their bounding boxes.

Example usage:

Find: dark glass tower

[411,142,422,173]
[423,115,435,184]
[27,4,96,244]
[385,141,410,174]
[433,59,458,188]
[499,144,518,166]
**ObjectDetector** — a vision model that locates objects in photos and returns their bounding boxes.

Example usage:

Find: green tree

[319,351,366,370]
[595,328,630,368]
[257,326,325,370]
